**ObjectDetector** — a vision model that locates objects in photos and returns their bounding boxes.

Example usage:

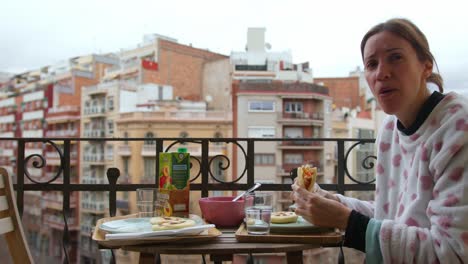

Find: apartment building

[233,81,331,206]
[229,28,333,263]
[77,34,231,264]
[231,27,331,203]
[0,54,118,263]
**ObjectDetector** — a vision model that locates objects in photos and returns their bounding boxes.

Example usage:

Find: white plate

[100,214,204,233]
[104,224,215,240]
[99,215,214,240]
[100,218,153,233]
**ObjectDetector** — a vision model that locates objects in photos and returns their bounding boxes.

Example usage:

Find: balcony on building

[141,143,226,157]
[81,175,107,185]
[81,199,107,214]
[0,104,17,115]
[46,106,80,124]
[119,110,232,123]
[43,192,79,210]
[46,129,79,138]
[83,104,106,116]
[24,147,43,158]
[45,150,78,166]
[278,139,324,150]
[277,111,325,125]
[83,129,105,138]
[0,147,14,158]
[85,83,108,96]
[141,144,157,156]
[117,145,132,156]
[43,171,79,184]
[104,59,140,78]
[43,213,80,231]
[83,152,105,163]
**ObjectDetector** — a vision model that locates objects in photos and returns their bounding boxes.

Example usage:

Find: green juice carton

[158,149,190,217]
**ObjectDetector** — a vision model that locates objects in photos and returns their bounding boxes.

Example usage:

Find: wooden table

[122,227,343,264]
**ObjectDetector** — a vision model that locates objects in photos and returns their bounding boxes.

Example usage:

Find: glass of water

[245,207,272,235]
[244,191,273,211]
[136,188,159,218]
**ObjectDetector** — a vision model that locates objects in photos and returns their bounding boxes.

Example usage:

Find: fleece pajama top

[338,91,468,263]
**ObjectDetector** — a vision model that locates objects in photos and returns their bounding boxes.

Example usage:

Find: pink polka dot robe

[337,92,468,263]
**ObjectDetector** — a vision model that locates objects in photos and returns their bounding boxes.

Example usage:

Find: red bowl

[198,196,245,227]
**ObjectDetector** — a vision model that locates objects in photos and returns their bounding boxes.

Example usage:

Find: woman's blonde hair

[360,18,444,93]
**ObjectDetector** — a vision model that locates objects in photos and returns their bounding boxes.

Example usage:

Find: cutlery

[232,182,262,202]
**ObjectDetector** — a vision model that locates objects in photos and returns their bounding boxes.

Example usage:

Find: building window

[248,126,275,138]
[285,102,303,113]
[143,157,156,179]
[313,126,321,138]
[123,157,129,175]
[106,145,113,160]
[123,132,129,145]
[107,120,114,134]
[144,132,155,145]
[254,154,275,165]
[284,127,303,138]
[284,153,303,164]
[248,101,275,112]
[107,96,114,111]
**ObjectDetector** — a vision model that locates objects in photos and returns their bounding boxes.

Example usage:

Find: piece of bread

[271,211,298,224]
[297,165,317,192]
[150,216,196,231]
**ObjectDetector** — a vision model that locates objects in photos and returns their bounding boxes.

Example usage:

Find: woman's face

[363,31,432,127]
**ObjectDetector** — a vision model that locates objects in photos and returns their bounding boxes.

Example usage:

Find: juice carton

[158,149,190,217]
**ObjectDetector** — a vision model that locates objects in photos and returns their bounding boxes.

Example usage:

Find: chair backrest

[0,167,33,264]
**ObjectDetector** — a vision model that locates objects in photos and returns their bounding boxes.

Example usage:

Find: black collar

[397,91,445,135]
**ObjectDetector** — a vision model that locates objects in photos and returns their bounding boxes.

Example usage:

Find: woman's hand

[292,184,351,230]
[312,183,341,202]
[291,181,340,203]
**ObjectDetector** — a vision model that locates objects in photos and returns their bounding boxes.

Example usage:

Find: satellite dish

[265,43,272,50]
[205,95,213,102]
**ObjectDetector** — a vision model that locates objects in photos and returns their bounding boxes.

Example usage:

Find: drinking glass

[136,188,159,218]
[245,207,272,235]
[244,191,273,211]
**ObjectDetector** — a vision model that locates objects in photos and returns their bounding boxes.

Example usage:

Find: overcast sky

[1,0,467,94]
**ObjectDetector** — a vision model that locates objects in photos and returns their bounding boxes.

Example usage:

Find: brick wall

[314,77,361,109]
[142,39,228,101]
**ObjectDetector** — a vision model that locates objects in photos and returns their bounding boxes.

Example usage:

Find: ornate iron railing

[1,137,376,263]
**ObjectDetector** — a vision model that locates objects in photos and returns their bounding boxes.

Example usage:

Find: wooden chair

[0,167,33,264]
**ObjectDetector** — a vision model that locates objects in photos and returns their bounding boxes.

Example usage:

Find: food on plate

[150,216,196,231]
[297,165,317,192]
[271,211,298,224]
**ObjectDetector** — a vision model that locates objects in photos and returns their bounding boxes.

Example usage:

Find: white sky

[1,0,468,94]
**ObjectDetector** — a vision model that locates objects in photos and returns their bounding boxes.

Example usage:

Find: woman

[292,18,467,263]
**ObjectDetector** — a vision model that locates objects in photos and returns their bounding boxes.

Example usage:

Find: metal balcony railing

[0,136,376,264]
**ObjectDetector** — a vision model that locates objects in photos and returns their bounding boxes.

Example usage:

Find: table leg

[210,254,233,264]
[286,251,303,264]
[139,253,155,264]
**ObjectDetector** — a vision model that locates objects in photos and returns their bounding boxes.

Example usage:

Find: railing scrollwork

[344,141,377,184]
[1,136,377,264]
[24,139,64,184]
